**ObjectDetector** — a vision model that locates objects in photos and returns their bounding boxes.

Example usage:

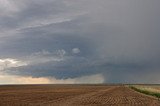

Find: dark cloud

[0,0,160,83]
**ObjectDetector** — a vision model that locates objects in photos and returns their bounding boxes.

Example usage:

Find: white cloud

[19,18,72,30]
[26,49,66,65]
[32,50,51,56]
[0,49,67,71]
[0,73,104,84]
[56,49,66,57]
[72,48,80,54]
[0,58,27,71]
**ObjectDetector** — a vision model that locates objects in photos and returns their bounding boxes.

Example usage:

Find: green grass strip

[130,86,160,99]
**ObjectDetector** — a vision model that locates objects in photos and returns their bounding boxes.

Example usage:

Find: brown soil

[0,85,159,106]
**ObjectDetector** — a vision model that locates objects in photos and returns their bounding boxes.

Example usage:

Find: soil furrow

[0,85,160,106]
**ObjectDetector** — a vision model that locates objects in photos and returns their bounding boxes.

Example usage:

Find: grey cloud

[0,0,160,83]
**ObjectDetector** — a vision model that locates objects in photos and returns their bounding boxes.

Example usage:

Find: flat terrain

[0,85,160,106]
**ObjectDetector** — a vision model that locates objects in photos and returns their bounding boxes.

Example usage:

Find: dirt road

[0,85,160,106]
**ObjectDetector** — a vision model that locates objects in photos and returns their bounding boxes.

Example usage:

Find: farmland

[0,85,160,106]
[130,85,160,98]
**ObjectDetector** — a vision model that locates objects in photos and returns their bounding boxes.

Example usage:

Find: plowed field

[0,85,159,106]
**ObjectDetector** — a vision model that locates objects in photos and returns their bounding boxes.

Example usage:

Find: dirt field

[0,85,160,106]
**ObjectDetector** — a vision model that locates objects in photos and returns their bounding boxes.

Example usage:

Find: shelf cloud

[0,0,160,84]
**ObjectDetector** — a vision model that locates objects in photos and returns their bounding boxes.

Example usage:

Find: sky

[0,0,160,84]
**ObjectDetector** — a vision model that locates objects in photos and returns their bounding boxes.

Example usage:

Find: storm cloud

[0,0,160,84]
